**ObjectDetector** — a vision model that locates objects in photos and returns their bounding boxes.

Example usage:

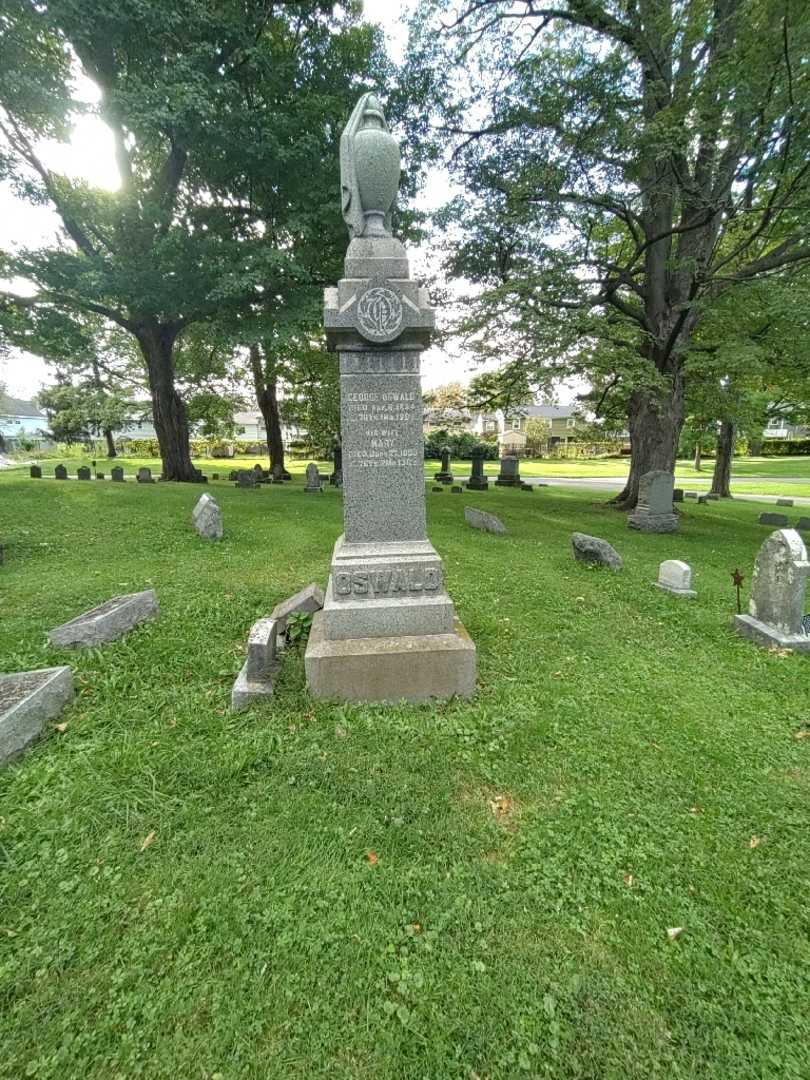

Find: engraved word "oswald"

[335,567,441,597]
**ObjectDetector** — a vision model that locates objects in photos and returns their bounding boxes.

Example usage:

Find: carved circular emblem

[357,286,403,343]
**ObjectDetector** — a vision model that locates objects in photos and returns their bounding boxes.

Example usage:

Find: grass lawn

[2,471,810,1078]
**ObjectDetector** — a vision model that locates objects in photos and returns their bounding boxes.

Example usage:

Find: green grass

[2,472,810,1078]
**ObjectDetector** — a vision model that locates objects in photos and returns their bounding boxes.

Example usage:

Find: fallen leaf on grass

[366,851,379,865]
[54,722,69,733]
[139,831,156,853]
[623,873,636,887]
[794,730,808,740]
[335,726,347,738]
[667,927,685,941]
[749,835,761,849]
[688,806,701,815]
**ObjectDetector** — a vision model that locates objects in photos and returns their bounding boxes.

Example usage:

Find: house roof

[0,395,45,418]
[507,404,578,420]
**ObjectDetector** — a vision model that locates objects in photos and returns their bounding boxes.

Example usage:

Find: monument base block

[305,612,477,702]
[733,614,810,652]
[627,511,679,533]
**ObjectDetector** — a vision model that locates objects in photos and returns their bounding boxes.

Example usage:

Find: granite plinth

[627,511,679,533]
[0,666,74,766]
[305,611,476,702]
[733,614,810,652]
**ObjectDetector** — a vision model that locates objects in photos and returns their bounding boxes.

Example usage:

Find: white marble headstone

[655,559,696,597]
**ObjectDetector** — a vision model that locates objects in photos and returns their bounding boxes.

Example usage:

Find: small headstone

[698,494,709,505]
[759,512,790,527]
[0,666,74,767]
[673,488,684,503]
[77,466,91,481]
[796,517,810,531]
[777,498,794,507]
[685,491,698,499]
[655,559,696,598]
[270,584,325,636]
[451,485,462,494]
[48,590,159,648]
[706,493,720,501]
[30,465,42,479]
[192,493,223,541]
[464,507,507,535]
[434,446,453,484]
[136,467,155,484]
[520,483,534,492]
[571,532,623,571]
[467,446,489,491]
[54,464,67,480]
[494,454,521,487]
[111,466,124,482]
[304,462,323,493]
[432,485,444,493]
[627,470,678,532]
[235,469,258,489]
[734,529,810,651]
[232,617,280,711]
[228,470,239,481]
[212,473,219,480]
[96,472,105,480]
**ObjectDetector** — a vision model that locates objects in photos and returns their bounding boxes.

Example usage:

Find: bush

[760,438,810,456]
[424,430,498,460]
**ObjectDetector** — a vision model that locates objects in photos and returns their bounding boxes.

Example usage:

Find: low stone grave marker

[777,498,794,507]
[96,472,105,480]
[734,529,810,652]
[465,507,507,535]
[467,446,489,491]
[48,590,159,647]
[706,493,720,501]
[655,559,696,598]
[495,455,521,487]
[628,470,678,532]
[451,485,462,494]
[136,467,155,484]
[796,517,810,531]
[77,466,91,481]
[673,488,684,503]
[304,463,324,493]
[698,494,709,504]
[685,491,698,499]
[30,465,42,479]
[232,617,280,711]
[192,493,223,541]
[759,512,790,527]
[434,446,454,484]
[572,532,623,571]
[270,584,325,637]
[235,470,258,489]
[520,483,534,492]
[0,667,74,767]
[432,485,444,493]
[111,466,124,482]
[54,464,67,480]
[212,473,219,481]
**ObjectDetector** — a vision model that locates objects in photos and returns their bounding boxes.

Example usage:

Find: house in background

[469,403,582,455]
[0,396,50,448]
[763,413,809,440]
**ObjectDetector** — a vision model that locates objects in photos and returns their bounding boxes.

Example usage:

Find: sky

[0,1,574,405]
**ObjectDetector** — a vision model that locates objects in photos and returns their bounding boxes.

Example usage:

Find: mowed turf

[1,470,810,1079]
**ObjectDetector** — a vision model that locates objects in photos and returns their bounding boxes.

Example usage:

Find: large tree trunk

[249,343,285,472]
[711,421,734,497]
[612,380,684,509]
[104,427,117,458]
[136,321,197,481]
[694,438,702,471]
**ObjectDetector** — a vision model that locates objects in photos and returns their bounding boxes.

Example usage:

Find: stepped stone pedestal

[304,92,476,703]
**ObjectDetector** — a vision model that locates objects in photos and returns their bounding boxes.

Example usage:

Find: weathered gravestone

[192,493,223,541]
[136,467,155,484]
[796,518,810,531]
[655,559,696,598]
[235,469,258,489]
[304,463,324,492]
[685,490,698,499]
[96,472,105,480]
[48,590,159,647]
[435,446,453,484]
[432,485,444,493]
[673,488,684,503]
[232,617,279,711]
[495,454,521,487]
[111,466,124,482]
[571,532,623,571]
[465,507,507,535]
[777,498,794,507]
[0,666,74,767]
[627,470,678,532]
[304,93,476,702]
[451,485,462,494]
[330,442,343,488]
[30,465,42,479]
[54,465,67,480]
[759,512,790,527]
[734,529,810,652]
[467,446,489,491]
[77,466,91,480]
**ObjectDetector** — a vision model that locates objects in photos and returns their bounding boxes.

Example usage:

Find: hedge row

[759,439,810,456]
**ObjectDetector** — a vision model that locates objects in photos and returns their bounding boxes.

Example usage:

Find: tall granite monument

[305,94,476,702]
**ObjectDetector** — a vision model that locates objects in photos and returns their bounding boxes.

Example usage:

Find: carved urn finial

[340,93,401,240]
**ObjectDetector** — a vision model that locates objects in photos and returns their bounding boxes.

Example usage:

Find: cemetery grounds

[1,464,810,1078]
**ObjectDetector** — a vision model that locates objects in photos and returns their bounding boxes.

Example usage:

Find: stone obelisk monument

[305,94,476,702]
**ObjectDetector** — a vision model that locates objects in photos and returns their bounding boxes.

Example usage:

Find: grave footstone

[520,483,534,492]
[655,559,696,598]
[698,494,709,504]
[759,512,790,527]
[777,498,794,507]
[467,446,489,491]
[48,589,159,647]
[734,529,810,652]
[96,472,105,480]
[304,93,476,702]
[54,464,67,480]
[435,446,453,484]
[304,463,324,493]
[465,507,507,535]
[30,465,42,479]
[136,467,155,484]
[685,491,697,499]
[0,666,74,767]
[451,485,462,494]
[495,454,521,487]
[232,618,280,711]
[627,470,678,532]
[271,584,325,636]
[77,466,91,481]
[571,532,623,571]
[111,466,124,482]
[192,493,223,541]
[432,485,444,493]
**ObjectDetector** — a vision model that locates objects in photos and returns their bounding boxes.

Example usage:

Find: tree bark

[711,421,735,497]
[136,321,197,481]
[104,427,117,458]
[612,380,685,508]
[249,343,285,472]
[694,439,702,471]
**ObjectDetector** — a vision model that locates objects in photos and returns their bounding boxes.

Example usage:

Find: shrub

[760,438,810,456]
